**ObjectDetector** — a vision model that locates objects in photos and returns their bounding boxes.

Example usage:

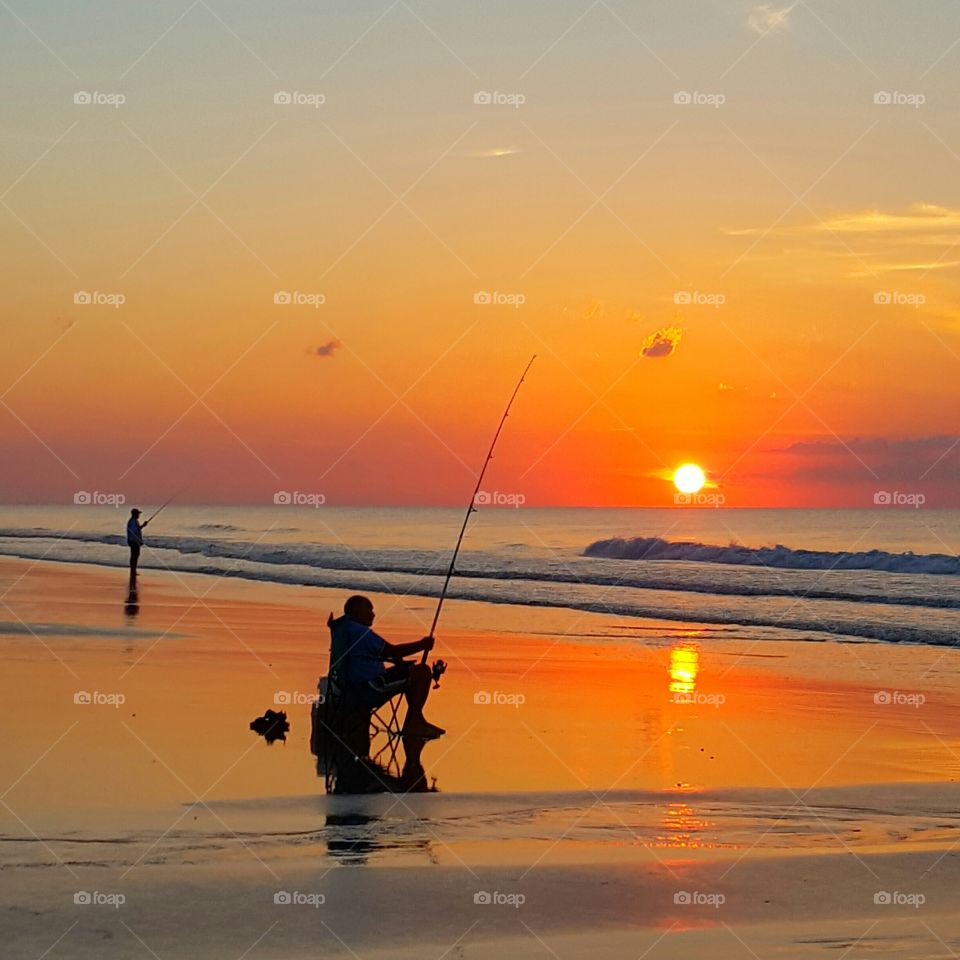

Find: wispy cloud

[727,203,960,278]
[811,204,960,236]
[747,3,795,35]
[728,203,960,239]
[848,259,960,277]
[461,146,522,158]
[583,299,604,322]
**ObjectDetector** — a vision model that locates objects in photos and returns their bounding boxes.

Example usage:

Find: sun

[673,463,706,494]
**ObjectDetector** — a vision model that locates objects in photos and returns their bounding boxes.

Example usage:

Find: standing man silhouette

[126,508,149,587]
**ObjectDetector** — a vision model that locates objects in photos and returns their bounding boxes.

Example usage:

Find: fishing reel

[431,659,447,689]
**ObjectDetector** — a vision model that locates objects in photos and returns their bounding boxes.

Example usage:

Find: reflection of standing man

[126,508,148,585]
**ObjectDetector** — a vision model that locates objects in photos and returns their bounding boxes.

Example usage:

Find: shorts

[351,662,412,709]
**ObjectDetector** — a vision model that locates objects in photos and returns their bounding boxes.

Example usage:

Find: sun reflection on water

[669,642,700,697]
[656,800,710,849]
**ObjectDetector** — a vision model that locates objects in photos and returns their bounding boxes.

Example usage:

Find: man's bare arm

[382,636,434,661]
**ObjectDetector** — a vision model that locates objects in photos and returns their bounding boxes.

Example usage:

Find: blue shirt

[342,619,386,687]
[126,518,143,546]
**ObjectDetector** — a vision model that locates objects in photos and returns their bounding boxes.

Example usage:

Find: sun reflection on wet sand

[669,641,700,698]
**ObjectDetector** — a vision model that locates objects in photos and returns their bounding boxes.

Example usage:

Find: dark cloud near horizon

[754,434,960,487]
[640,325,682,358]
[311,339,341,358]
[774,435,959,458]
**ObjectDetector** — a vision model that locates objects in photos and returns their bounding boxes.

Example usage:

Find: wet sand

[3,556,960,958]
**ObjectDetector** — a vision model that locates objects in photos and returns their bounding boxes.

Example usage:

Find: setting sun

[673,464,706,495]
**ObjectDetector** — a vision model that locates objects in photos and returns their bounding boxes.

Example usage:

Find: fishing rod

[422,355,536,666]
[144,487,186,525]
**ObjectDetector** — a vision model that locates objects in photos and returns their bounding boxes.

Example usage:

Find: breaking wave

[584,536,960,576]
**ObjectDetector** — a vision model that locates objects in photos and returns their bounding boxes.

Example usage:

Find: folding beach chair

[310,614,404,793]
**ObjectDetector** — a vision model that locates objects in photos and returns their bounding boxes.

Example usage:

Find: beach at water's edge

[3,556,960,959]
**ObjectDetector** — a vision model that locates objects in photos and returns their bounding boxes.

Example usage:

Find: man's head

[130,508,141,518]
[344,594,374,626]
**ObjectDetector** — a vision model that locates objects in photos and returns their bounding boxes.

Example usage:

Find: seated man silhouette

[335,595,444,740]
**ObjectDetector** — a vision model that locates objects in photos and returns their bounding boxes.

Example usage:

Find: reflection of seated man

[341,595,445,740]
[398,736,435,792]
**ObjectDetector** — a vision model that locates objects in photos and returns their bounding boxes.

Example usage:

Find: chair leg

[368,693,405,778]
[320,693,407,793]
[317,694,344,793]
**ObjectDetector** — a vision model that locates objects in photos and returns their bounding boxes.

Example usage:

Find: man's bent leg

[401,664,444,739]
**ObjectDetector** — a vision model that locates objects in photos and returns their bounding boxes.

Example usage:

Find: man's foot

[402,719,445,740]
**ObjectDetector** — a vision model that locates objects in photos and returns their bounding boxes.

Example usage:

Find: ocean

[0,506,957,647]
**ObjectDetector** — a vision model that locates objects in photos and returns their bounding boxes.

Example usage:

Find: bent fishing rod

[422,355,536,665]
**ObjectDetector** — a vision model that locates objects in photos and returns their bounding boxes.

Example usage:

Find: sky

[2,0,960,507]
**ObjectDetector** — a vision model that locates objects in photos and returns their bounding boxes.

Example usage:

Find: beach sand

[3,555,960,959]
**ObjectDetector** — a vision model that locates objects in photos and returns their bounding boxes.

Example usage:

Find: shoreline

[2,540,959,649]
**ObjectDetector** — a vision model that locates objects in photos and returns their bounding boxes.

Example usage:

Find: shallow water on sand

[7,784,960,871]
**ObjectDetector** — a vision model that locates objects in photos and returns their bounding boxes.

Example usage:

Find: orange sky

[2,2,959,506]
